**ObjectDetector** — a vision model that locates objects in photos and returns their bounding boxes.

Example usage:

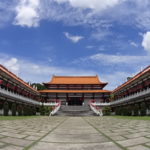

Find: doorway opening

[68,97,83,105]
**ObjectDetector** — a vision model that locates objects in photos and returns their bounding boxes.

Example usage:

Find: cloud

[3,58,20,75]
[0,53,148,90]
[86,45,95,49]
[55,0,120,12]
[130,41,138,47]
[0,54,131,90]
[89,53,150,65]
[64,32,84,43]
[0,1,16,28]
[14,0,40,27]
[142,31,150,53]
[0,53,96,83]
[100,71,130,90]
[74,53,150,67]
[91,29,112,41]
[0,0,150,33]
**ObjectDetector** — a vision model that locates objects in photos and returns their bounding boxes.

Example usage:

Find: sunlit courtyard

[0,116,150,150]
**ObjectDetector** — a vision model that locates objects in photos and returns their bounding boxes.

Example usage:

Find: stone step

[61,106,90,112]
[56,105,95,116]
[56,110,95,116]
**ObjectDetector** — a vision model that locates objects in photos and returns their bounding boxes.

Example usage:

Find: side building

[0,65,41,116]
[111,66,150,115]
[39,76,111,106]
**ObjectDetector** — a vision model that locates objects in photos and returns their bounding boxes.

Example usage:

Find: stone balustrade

[0,87,40,105]
[91,88,150,107]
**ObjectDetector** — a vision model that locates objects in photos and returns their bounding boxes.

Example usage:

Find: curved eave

[43,82,108,85]
[38,89,111,93]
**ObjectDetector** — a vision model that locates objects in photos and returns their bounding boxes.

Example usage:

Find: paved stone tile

[145,142,150,146]
[103,132,126,137]
[0,116,150,150]
[51,128,98,134]
[117,137,150,147]
[111,135,126,141]
[25,135,41,141]
[41,133,109,143]
[127,145,150,150]
[3,129,21,134]
[21,131,45,137]
[41,117,109,143]
[0,137,33,147]
[0,145,23,150]
[0,132,27,138]
[0,142,5,147]
[30,141,122,150]
[84,117,150,149]
[0,135,5,138]
[124,132,150,139]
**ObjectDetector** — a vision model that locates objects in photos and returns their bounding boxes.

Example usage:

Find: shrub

[0,101,3,110]
[103,106,111,115]
[45,107,52,116]
[11,103,16,116]
[121,107,127,116]
[21,105,36,116]
[3,101,9,116]
[40,106,52,116]
[40,105,45,115]
[23,105,28,116]
[140,102,146,116]
[126,105,132,116]
[27,107,32,116]
[115,107,122,115]
[32,107,36,115]
[17,105,22,116]
[133,104,139,116]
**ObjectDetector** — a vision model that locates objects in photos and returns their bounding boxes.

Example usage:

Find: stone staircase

[56,105,95,116]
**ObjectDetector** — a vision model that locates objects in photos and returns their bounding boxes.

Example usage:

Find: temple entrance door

[68,97,83,105]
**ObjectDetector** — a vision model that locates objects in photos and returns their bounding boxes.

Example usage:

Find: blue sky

[0,0,150,90]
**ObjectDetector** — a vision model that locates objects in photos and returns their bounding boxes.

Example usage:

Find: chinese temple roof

[44,75,107,85]
[113,65,150,93]
[39,89,111,93]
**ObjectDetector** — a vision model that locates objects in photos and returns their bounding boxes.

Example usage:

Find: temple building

[0,63,149,116]
[39,76,111,105]
[0,65,40,116]
[111,66,150,115]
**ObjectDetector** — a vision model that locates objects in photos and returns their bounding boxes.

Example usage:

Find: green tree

[140,102,146,116]
[31,83,46,90]
[103,106,111,115]
[0,100,3,110]
[40,105,45,115]
[17,105,22,116]
[115,107,121,115]
[133,104,139,116]
[23,105,28,116]
[3,101,9,116]
[11,103,16,116]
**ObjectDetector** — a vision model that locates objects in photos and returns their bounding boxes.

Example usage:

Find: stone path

[0,117,150,150]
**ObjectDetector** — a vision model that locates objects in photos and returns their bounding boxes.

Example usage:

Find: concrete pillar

[0,109,3,115]
[8,110,12,116]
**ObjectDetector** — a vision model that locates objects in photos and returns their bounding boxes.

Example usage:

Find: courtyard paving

[0,116,150,150]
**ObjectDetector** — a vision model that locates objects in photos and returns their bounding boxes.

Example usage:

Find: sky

[0,0,150,90]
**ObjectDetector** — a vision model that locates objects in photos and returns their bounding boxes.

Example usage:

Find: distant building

[0,64,149,116]
[0,65,40,116]
[111,66,150,115]
[39,76,111,105]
